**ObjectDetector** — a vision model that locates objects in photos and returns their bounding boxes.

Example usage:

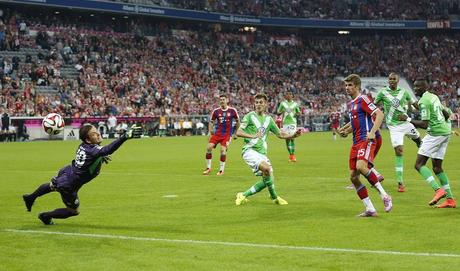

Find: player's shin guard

[395,155,404,184]
[44,208,79,219]
[263,176,278,199]
[219,154,226,172]
[205,152,212,169]
[437,172,454,198]
[419,166,441,190]
[364,168,383,186]
[30,183,52,199]
[243,181,266,197]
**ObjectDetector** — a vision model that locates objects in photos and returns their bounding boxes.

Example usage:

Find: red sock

[206,153,212,159]
[356,185,369,200]
[220,154,226,162]
[364,169,381,186]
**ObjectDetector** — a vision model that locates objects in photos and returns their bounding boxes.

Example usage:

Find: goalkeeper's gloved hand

[102,155,112,164]
[122,125,143,139]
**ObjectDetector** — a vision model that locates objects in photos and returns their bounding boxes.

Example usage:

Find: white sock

[219,161,225,172]
[362,197,376,212]
[374,182,388,199]
[333,134,337,140]
[206,159,212,169]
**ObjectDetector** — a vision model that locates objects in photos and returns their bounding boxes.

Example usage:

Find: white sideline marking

[162,195,178,198]
[4,229,460,258]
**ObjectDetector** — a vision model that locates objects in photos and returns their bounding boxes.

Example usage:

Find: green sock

[289,140,295,155]
[243,181,266,197]
[285,140,295,155]
[418,166,441,191]
[436,172,454,198]
[263,176,278,199]
[395,155,404,184]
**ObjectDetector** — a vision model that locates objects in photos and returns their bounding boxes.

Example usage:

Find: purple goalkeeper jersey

[54,137,127,191]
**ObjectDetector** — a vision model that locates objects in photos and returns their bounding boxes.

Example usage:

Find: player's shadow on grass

[20,223,192,234]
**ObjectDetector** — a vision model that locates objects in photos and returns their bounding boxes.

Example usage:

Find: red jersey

[347,95,378,145]
[330,111,341,125]
[210,107,239,137]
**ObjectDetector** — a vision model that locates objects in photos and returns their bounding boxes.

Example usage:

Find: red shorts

[209,134,231,148]
[349,140,377,170]
[331,122,339,130]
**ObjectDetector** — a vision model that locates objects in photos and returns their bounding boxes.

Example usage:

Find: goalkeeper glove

[102,155,112,164]
[122,125,143,139]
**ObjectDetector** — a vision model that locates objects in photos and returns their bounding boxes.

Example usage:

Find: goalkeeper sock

[30,183,52,199]
[289,140,295,155]
[243,181,266,197]
[418,166,441,191]
[205,152,212,169]
[263,176,278,199]
[437,172,454,198]
[45,208,78,219]
[395,155,404,184]
[219,154,226,172]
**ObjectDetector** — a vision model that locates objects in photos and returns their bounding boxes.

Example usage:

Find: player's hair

[219,93,228,98]
[389,72,399,79]
[344,74,361,88]
[254,93,268,101]
[415,77,429,84]
[79,124,94,141]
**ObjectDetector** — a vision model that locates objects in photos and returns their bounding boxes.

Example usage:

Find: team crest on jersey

[258,127,266,134]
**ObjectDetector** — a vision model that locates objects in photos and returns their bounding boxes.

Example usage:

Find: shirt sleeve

[277,103,284,114]
[361,96,378,115]
[419,100,429,120]
[232,108,240,120]
[239,114,250,129]
[269,116,281,136]
[210,109,217,121]
[373,91,383,104]
[85,137,127,157]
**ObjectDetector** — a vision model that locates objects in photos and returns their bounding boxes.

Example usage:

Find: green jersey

[418,91,451,136]
[277,100,300,125]
[240,111,280,155]
[374,86,415,126]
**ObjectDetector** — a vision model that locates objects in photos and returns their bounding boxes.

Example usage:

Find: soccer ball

[42,113,65,135]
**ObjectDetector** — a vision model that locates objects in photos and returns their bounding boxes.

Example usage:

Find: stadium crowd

[108,0,458,20]
[1,8,460,126]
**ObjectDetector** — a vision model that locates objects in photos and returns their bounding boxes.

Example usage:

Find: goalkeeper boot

[436,198,457,208]
[289,154,297,162]
[398,183,405,192]
[23,194,35,212]
[38,213,54,225]
[235,192,248,206]
[202,168,211,175]
[429,188,446,206]
[273,196,288,205]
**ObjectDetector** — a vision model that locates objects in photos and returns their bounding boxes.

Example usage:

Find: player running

[277,91,301,162]
[398,78,456,208]
[22,124,142,225]
[235,93,301,206]
[343,74,392,217]
[203,94,240,176]
[374,73,421,192]
[330,108,341,141]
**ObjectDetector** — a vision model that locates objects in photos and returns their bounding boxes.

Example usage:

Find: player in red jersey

[203,94,240,176]
[340,74,392,217]
[329,109,341,140]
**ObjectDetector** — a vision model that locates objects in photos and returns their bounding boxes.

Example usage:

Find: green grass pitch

[1,131,460,270]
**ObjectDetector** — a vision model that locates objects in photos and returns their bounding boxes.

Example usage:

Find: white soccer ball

[282,125,297,137]
[42,113,65,135]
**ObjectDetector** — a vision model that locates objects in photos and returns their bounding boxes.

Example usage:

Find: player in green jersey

[399,78,456,208]
[235,93,302,206]
[374,73,421,192]
[277,91,301,162]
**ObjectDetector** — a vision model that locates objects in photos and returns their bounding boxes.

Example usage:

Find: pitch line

[4,229,460,258]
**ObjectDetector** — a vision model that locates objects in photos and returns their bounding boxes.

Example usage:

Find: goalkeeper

[22,124,142,225]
